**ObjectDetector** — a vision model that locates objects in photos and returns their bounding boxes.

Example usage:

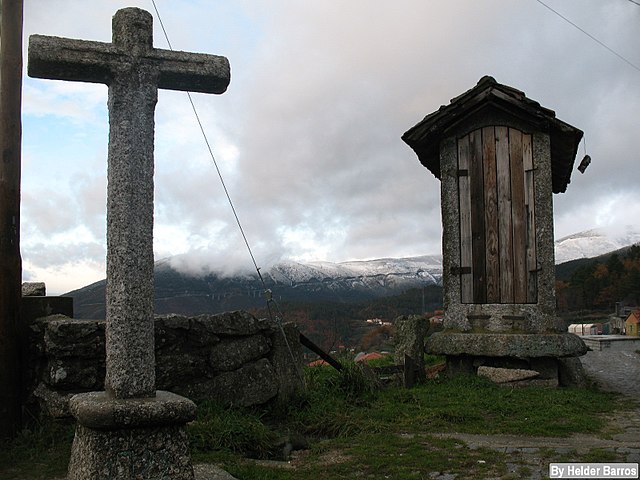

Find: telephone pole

[0,0,24,438]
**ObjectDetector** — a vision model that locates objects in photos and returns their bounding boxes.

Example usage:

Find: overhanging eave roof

[402,76,583,193]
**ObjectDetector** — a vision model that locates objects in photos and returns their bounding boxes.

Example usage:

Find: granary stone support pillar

[403,77,586,385]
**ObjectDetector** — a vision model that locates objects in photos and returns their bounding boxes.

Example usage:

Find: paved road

[580,350,640,397]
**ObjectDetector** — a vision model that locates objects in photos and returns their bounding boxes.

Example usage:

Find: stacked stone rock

[26,312,303,420]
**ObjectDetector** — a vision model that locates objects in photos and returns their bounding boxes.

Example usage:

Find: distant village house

[626,309,640,337]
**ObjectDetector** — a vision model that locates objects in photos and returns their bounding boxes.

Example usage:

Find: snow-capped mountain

[69,255,445,319]
[554,226,640,264]
[265,255,443,287]
[69,227,638,319]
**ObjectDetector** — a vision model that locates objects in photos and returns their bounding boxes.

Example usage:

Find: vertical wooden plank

[523,134,537,303]
[482,126,499,303]
[510,128,527,303]
[495,126,513,303]
[458,135,473,303]
[469,128,486,303]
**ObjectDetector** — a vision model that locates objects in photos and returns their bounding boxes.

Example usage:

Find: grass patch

[581,447,620,463]
[194,365,623,479]
[372,374,618,437]
[189,401,279,459]
[424,353,446,366]
[285,368,619,439]
[0,363,625,479]
[0,418,74,480]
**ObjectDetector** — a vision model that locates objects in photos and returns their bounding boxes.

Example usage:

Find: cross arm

[150,49,230,94]
[28,34,116,85]
[28,34,231,94]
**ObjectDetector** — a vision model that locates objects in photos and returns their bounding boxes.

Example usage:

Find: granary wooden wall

[457,126,537,305]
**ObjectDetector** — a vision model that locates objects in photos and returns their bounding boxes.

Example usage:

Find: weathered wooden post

[28,8,230,478]
[0,0,24,439]
[403,77,587,385]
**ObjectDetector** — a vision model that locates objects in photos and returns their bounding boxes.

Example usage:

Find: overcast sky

[20,0,640,294]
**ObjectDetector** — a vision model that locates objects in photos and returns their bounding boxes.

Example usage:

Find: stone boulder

[558,357,587,388]
[185,358,279,407]
[209,335,271,372]
[22,282,46,296]
[394,315,428,371]
[477,366,540,383]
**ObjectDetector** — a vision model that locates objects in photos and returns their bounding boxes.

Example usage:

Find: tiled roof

[402,76,584,193]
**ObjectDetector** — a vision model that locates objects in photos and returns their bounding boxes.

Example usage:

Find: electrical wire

[535,0,640,72]
[150,0,264,286]
[149,0,305,383]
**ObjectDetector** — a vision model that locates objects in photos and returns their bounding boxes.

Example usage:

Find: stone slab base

[426,332,587,358]
[443,353,587,387]
[67,390,196,479]
[428,332,588,388]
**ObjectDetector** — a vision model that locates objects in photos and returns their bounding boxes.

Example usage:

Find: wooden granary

[403,76,587,382]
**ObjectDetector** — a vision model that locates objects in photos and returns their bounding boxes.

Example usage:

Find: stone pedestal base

[67,390,196,480]
[426,332,587,358]
[426,332,588,387]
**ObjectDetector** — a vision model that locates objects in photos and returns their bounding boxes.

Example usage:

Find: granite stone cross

[28,7,230,399]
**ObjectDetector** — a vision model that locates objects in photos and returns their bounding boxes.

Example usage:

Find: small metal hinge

[451,266,472,275]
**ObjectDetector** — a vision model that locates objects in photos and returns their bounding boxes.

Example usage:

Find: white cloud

[19,0,640,293]
[23,258,105,296]
[23,82,106,123]
[555,192,640,240]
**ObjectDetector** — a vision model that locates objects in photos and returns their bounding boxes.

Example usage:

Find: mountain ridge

[554,226,640,264]
[67,227,639,319]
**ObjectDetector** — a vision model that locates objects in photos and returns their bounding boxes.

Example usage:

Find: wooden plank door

[457,127,537,304]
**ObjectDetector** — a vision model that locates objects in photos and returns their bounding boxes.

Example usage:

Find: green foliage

[251,286,443,350]
[0,418,75,479]
[282,363,382,438]
[366,354,395,368]
[557,244,640,311]
[424,353,446,366]
[189,401,278,459]
[325,362,380,401]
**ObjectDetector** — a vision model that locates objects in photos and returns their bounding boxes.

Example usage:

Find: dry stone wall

[26,311,303,418]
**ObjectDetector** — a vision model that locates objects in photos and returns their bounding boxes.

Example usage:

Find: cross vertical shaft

[105,61,158,398]
[0,0,24,438]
